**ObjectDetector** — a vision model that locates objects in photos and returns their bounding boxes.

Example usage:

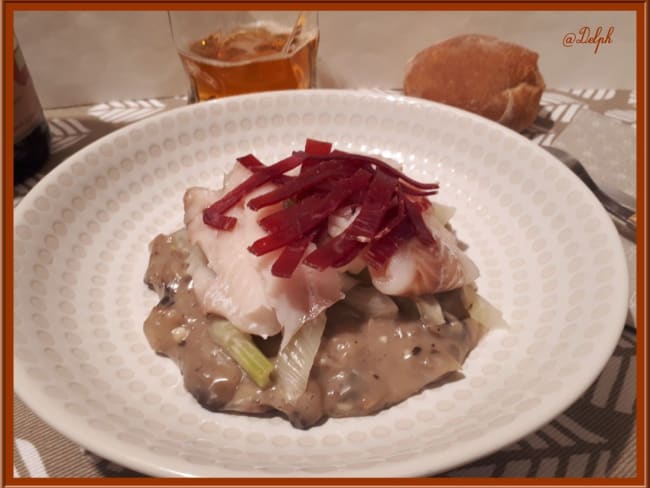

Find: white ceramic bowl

[14,90,628,477]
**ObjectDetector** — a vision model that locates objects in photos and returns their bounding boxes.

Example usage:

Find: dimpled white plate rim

[14,89,628,477]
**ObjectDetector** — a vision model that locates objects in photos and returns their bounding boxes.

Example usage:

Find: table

[12,89,638,478]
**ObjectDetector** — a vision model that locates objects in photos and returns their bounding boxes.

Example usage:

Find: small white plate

[14,89,628,477]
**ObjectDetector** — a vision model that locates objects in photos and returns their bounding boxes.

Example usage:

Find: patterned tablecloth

[13,89,638,478]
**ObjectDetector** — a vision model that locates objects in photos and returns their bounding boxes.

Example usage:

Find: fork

[543,146,637,241]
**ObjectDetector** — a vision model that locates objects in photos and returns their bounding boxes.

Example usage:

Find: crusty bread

[403,34,545,132]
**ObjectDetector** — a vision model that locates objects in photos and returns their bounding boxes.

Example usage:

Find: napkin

[552,108,637,326]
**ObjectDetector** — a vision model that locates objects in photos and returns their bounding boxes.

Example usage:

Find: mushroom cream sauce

[144,233,484,428]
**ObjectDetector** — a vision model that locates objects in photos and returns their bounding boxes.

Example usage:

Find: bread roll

[403,34,545,132]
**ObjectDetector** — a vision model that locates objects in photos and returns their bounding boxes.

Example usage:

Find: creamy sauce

[144,233,484,428]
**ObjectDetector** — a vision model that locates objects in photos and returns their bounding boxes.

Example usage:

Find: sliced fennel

[207,318,274,389]
[344,285,399,319]
[437,284,477,319]
[414,295,446,326]
[415,283,507,329]
[275,313,327,402]
[468,294,508,330]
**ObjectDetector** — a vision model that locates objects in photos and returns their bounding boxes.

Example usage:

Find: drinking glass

[168,11,319,102]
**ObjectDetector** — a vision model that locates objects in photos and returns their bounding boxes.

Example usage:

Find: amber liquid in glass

[178,23,318,102]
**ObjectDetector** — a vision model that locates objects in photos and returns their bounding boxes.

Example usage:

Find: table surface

[12,88,638,479]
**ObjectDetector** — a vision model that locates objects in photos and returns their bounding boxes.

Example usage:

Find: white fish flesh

[369,206,479,296]
[183,163,344,347]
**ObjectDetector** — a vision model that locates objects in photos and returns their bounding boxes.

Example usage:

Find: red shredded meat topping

[202,139,439,278]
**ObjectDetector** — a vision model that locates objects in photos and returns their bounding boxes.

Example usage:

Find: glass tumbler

[168,11,319,102]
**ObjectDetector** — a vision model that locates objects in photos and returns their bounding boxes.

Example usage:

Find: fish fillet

[184,163,344,346]
[369,206,479,296]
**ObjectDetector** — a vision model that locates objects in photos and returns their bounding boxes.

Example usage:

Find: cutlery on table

[544,146,637,242]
